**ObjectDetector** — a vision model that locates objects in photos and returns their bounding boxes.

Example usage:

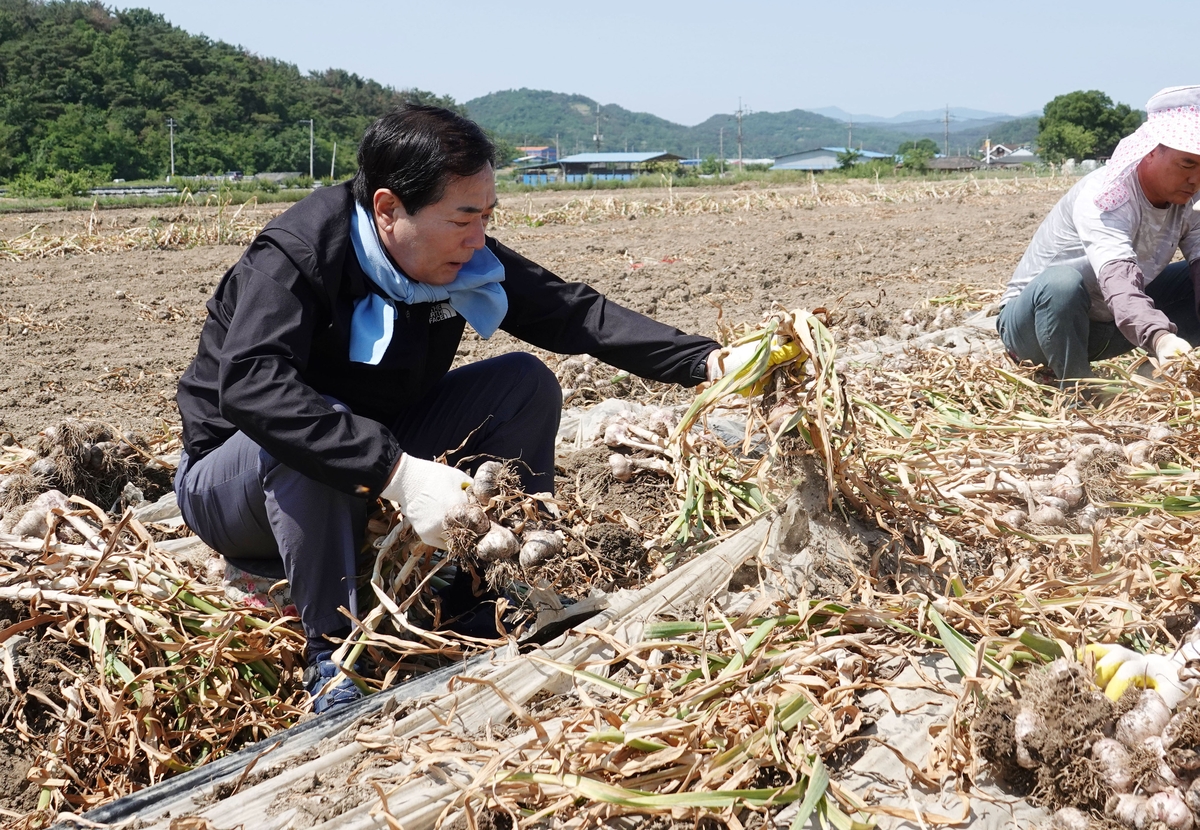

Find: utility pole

[735,97,746,170]
[298,119,314,178]
[166,117,176,181]
[719,127,724,177]
[593,104,602,152]
[847,119,852,150]
[555,133,559,161]
[330,141,337,179]
[943,105,951,158]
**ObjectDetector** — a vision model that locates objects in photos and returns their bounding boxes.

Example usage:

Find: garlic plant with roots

[555,354,630,401]
[977,642,1200,829]
[601,408,679,483]
[432,460,568,585]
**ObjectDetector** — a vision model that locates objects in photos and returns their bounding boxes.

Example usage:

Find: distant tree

[1037,90,1144,163]
[897,138,937,171]
[396,88,468,116]
[0,2,463,181]
[647,159,682,180]
[700,155,721,175]
[490,136,517,167]
[836,148,862,169]
[897,138,938,156]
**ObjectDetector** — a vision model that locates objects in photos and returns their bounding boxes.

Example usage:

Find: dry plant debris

[357,313,1200,827]
[0,195,273,263]
[0,502,308,822]
[14,287,1200,828]
[491,174,1074,229]
[368,605,884,830]
[0,175,1072,262]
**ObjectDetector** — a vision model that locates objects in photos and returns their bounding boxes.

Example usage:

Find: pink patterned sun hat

[1094,85,1200,211]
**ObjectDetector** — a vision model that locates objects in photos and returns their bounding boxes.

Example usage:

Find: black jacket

[177,183,719,498]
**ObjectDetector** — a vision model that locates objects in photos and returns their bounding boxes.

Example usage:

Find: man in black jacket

[175,105,723,712]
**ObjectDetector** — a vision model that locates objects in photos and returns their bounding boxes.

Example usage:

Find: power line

[593,105,603,152]
[734,98,749,170]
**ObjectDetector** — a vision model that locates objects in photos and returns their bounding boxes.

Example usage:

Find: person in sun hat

[173,104,731,714]
[997,85,1200,386]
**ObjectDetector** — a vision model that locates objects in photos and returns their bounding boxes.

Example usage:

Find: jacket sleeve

[490,239,720,386]
[216,237,401,496]
[1096,259,1175,350]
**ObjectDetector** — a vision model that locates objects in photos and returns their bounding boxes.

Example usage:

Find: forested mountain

[0,0,456,180]
[0,1,1040,183]
[466,89,1039,159]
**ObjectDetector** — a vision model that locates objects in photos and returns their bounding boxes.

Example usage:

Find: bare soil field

[0,176,1069,443]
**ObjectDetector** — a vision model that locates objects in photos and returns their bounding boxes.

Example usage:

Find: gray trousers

[997,261,1200,382]
[175,353,562,650]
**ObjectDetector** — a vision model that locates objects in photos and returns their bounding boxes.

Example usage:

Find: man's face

[1138,145,1200,207]
[373,165,497,285]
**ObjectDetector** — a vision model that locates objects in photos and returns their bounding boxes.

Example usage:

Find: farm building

[515,145,556,163]
[926,155,983,171]
[770,147,896,171]
[520,151,684,184]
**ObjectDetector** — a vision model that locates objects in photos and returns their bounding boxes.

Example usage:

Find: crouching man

[998,85,1200,386]
[174,105,730,713]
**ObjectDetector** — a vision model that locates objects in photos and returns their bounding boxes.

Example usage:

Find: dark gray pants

[175,353,562,649]
[997,261,1200,382]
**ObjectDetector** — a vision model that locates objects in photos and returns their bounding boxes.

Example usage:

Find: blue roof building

[771,147,896,171]
[520,151,685,184]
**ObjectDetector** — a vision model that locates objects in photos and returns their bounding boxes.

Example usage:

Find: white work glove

[1154,332,1193,362]
[705,342,761,382]
[706,338,805,398]
[380,454,472,548]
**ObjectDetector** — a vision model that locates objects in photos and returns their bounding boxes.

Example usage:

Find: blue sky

[117,1,1197,125]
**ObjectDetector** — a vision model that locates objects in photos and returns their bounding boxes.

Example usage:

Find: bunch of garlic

[1046,641,1200,830]
[997,428,1173,532]
[442,461,564,570]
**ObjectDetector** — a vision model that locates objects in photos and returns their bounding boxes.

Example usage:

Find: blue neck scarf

[348,202,507,365]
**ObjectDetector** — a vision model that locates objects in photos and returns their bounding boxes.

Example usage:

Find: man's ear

[372,189,406,230]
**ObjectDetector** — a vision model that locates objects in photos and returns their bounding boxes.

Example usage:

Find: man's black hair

[352,105,496,215]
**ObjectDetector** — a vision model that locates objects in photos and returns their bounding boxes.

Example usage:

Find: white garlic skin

[1029,505,1067,527]
[1116,691,1173,750]
[475,522,519,562]
[1092,737,1135,793]
[1013,707,1044,769]
[518,529,562,570]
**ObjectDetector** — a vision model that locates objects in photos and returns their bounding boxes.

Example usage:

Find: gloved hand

[1083,643,1191,708]
[1154,332,1193,362]
[705,338,805,395]
[380,454,472,548]
[706,342,760,383]
[1084,643,1143,688]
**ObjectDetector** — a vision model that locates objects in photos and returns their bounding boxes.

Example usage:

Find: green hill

[467,89,1039,159]
[0,3,1040,182]
[464,88,691,156]
[0,0,456,180]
